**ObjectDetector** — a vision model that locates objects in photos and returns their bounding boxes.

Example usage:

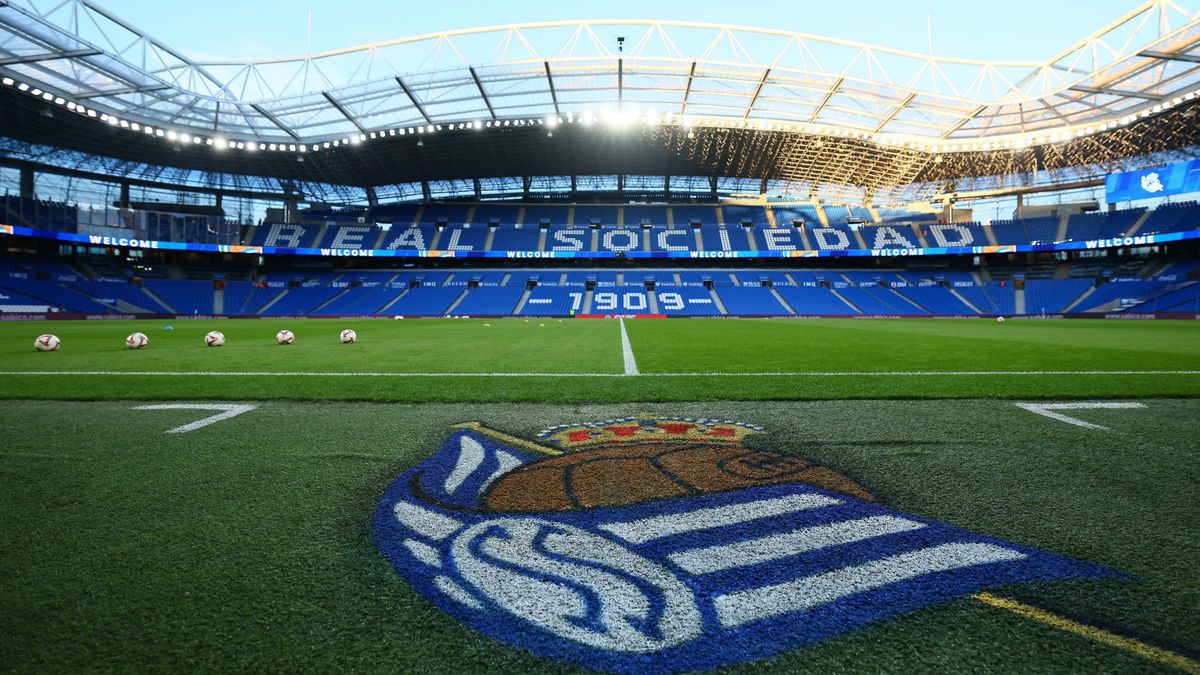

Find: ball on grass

[34,334,60,351]
[340,328,357,344]
[125,332,149,349]
[276,329,294,345]
[204,330,225,347]
[996,316,1006,323]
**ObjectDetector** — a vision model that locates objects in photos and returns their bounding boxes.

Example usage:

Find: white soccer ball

[204,330,225,347]
[125,332,149,349]
[996,316,1006,323]
[276,329,295,345]
[340,328,357,344]
[34,333,60,351]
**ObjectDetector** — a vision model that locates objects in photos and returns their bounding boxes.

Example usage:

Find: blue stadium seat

[452,287,526,315]
[490,225,542,252]
[715,287,790,315]
[1065,210,1144,241]
[142,279,214,314]
[1136,202,1200,235]
[775,286,858,315]
[386,287,463,316]
[721,205,770,227]
[1023,279,1095,313]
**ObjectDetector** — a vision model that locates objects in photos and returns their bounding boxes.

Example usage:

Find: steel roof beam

[74,83,171,99]
[743,67,771,119]
[939,104,987,139]
[1069,84,1167,101]
[618,58,624,107]
[250,103,301,141]
[808,77,843,123]
[1139,49,1200,64]
[0,48,101,66]
[322,90,367,134]
[874,92,916,132]
[469,66,496,120]
[395,76,433,125]
[680,61,697,115]
[544,61,560,116]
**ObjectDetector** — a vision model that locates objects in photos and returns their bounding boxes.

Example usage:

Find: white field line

[619,317,639,376]
[1,370,1198,378]
[1013,401,1147,430]
[132,403,257,433]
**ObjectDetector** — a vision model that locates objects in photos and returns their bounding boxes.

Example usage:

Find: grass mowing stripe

[2,370,1199,377]
[973,593,1200,674]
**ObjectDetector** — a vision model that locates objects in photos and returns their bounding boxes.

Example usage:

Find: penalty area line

[0,370,1198,378]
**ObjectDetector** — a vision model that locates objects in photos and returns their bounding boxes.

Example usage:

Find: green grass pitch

[0,318,1197,672]
[0,317,1198,401]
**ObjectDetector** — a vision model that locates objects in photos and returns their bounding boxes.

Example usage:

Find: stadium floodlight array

[4,73,1199,158]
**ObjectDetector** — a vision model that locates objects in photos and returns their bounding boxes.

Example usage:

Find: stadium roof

[1,1,1200,203]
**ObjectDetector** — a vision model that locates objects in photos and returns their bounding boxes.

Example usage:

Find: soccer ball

[996,316,1006,323]
[34,334,60,351]
[340,329,357,344]
[125,332,149,349]
[204,330,225,347]
[276,329,295,345]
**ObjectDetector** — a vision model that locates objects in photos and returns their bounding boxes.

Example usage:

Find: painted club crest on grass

[372,418,1111,673]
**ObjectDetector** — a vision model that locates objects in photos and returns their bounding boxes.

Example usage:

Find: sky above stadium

[97,0,1161,64]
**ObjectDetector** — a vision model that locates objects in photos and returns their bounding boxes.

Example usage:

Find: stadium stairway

[377,288,411,315]
[948,287,982,313]
[708,287,728,314]
[769,286,795,314]
[1062,286,1097,313]
[255,288,289,315]
[140,283,177,313]
[1015,288,1026,315]
[310,287,352,314]
[829,287,862,313]
[213,287,224,315]
[1055,213,1070,242]
[1125,209,1153,236]
[512,287,533,314]
[443,289,470,315]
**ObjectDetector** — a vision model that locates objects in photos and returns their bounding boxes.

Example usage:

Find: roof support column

[19,166,34,200]
[365,186,378,207]
[523,176,532,201]
[119,182,130,209]
[709,175,718,200]
[570,176,577,200]
[473,179,482,200]
[421,181,432,201]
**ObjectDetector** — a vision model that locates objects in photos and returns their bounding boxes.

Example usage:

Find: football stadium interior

[1,0,1199,672]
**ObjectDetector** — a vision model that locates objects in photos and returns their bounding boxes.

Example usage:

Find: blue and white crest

[372,422,1112,673]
